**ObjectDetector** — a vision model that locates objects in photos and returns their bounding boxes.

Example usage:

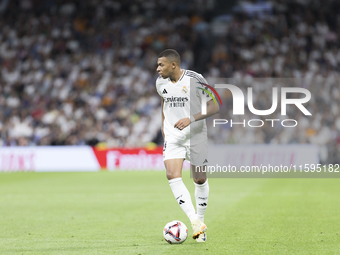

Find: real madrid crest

[182,86,188,94]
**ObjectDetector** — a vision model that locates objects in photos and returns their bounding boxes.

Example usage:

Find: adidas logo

[203,159,208,164]
[198,203,207,206]
[162,89,168,94]
[178,200,185,205]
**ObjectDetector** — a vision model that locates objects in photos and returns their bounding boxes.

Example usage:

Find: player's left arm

[191,98,219,121]
[174,99,219,130]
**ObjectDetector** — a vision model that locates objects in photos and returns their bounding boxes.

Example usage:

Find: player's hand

[174,117,191,131]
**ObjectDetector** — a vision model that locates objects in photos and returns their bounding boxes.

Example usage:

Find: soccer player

[156,49,219,242]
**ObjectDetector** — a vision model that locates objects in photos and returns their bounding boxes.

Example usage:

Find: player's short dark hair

[159,49,181,64]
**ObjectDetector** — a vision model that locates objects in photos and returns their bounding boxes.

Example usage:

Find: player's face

[157,57,173,79]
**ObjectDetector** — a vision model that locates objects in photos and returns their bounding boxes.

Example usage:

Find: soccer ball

[163,220,188,244]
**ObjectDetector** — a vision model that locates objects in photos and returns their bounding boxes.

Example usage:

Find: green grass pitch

[0,171,339,255]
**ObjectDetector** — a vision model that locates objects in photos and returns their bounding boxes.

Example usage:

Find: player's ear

[171,62,176,69]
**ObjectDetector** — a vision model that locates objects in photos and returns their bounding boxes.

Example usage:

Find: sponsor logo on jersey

[164,96,189,103]
[162,89,168,94]
[164,96,189,108]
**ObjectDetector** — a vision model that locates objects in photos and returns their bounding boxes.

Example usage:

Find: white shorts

[163,138,208,166]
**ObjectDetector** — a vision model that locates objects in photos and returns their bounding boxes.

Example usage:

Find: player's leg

[191,164,209,223]
[191,164,208,241]
[164,158,184,180]
[164,143,198,224]
[189,140,209,241]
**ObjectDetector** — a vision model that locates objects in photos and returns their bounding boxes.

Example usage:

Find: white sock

[195,180,209,222]
[169,177,198,223]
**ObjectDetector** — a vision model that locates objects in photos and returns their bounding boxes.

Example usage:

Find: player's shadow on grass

[159,240,203,246]
[118,240,200,247]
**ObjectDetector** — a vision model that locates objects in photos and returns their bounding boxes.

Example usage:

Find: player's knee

[166,171,181,180]
[193,177,207,184]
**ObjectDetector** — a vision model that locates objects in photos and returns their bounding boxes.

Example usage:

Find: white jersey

[156,69,212,143]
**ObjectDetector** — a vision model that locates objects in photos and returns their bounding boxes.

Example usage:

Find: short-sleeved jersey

[156,69,212,144]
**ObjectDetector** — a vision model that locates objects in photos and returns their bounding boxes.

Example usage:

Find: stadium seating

[0,0,339,163]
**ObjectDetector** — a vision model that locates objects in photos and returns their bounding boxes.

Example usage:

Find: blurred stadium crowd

[0,0,339,162]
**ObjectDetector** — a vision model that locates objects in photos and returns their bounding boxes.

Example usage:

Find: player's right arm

[161,97,165,140]
[156,77,166,141]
